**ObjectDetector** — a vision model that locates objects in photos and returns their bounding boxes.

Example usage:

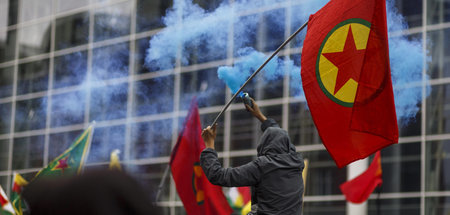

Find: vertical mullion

[420,0,427,214]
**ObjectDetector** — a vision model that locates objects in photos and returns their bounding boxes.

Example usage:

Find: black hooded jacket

[200,118,304,215]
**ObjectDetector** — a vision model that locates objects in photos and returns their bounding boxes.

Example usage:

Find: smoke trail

[147,0,429,122]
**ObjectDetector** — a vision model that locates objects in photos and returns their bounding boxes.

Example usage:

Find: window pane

[0,66,14,98]
[426,197,450,215]
[426,140,450,191]
[53,51,87,89]
[302,150,346,195]
[90,83,127,121]
[230,108,260,151]
[94,1,131,42]
[0,102,11,134]
[260,8,285,52]
[200,113,224,152]
[0,139,9,171]
[380,142,421,192]
[303,201,346,215]
[55,12,89,50]
[51,91,85,128]
[427,0,450,24]
[234,14,257,57]
[427,28,450,79]
[12,135,44,170]
[130,119,172,160]
[133,76,174,116]
[19,0,52,22]
[398,103,421,137]
[0,176,7,193]
[395,0,422,28]
[49,130,83,161]
[87,125,125,163]
[289,102,320,146]
[290,4,308,49]
[92,42,129,80]
[134,37,152,74]
[14,97,47,132]
[136,0,172,32]
[57,0,89,13]
[127,163,171,202]
[0,0,18,27]
[0,30,16,63]
[426,84,450,134]
[368,198,420,215]
[17,59,49,95]
[179,69,225,110]
[18,21,51,58]
[182,30,228,66]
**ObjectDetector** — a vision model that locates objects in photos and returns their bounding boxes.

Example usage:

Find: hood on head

[257,127,296,156]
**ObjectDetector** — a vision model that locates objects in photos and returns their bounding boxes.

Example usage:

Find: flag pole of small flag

[340,151,383,203]
[170,98,233,215]
[10,173,28,215]
[32,125,94,180]
[301,0,398,168]
[0,185,15,215]
[109,149,122,171]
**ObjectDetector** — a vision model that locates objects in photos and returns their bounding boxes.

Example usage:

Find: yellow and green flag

[109,149,122,171]
[33,125,93,179]
[11,173,28,215]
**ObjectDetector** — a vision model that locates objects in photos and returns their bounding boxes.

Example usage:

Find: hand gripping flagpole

[210,20,308,127]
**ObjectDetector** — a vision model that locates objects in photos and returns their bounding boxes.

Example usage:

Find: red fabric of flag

[170,99,233,215]
[0,192,8,207]
[340,151,383,203]
[301,0,398,168]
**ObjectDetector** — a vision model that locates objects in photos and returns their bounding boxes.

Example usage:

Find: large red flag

[340,151,382,203]
[170,99,232,215]
[301,0,398,168]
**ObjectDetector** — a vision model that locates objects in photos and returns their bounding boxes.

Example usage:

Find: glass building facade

[0,0,449,214]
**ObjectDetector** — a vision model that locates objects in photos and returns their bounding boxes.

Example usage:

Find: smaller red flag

[340,151,382,203]
[170,99,233,215]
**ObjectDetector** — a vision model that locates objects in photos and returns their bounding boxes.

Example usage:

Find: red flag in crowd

[340,151,383,203]
[170,99,233,215]
[301,0,398,168]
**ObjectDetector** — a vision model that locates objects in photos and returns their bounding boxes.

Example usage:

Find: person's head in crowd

[22,170,162,215]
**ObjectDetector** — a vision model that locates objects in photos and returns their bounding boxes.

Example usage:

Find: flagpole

[155,165,171,202]
[210,20,309,127]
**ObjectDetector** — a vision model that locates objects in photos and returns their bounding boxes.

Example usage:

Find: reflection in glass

[230,108,259,151]
[260,8,285,52]
[427,0,450,24]
[0,0,18,28]
[0,139,9,171]
[0,102,11,134]
[0,30,16,63]
[394,0,422,27]
[179,69,225,110]
[130,119,172,159]
[19,0,52,22]
[134,37,155,74]
[49,130,83,161]
[289,102,320,146]
[55,12,89,50]
[51,91,85,127]
[426,84,450,134]
[94,1,131,42]
[17,59,49,95]
[427,29,450,79]
[136,0,172,32]
[14,97,47,132]
[426,140,450,191]
[88,125,125,163]
[53,51,87,89]
[368,198,420,215]
[90,83,127,121]
[0,66,14,98]
[380,142,420,192]
[57,0,89,13]
[426,197,450,215]
[18,21,51,58]
[92,42,129,80]
[133,76,174,116]
[12,135,44,170]
[302,150,346,195]
[303,201,346,215]
[200,113,224,152]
